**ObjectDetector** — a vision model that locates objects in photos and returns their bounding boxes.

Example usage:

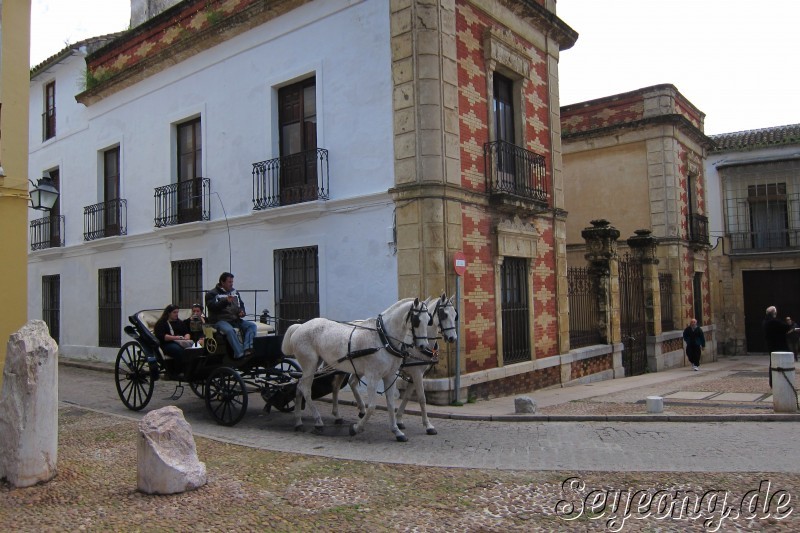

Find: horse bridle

[432,297,458,336]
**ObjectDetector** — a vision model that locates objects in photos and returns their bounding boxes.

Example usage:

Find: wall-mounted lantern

[29,172,59,211]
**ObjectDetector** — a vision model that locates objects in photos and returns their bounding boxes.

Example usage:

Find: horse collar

[377,313,407,358]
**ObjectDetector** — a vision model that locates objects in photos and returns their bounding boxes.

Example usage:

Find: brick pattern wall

[571,353,612,380]
[456,0,558,373]
[468,365,561,400]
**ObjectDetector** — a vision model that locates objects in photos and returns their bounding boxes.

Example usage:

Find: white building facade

[28,0,398,361]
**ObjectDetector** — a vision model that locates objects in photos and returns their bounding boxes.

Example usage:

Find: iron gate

[619,255,647,376]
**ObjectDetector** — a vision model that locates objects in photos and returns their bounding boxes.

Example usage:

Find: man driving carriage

[205,272,258,359]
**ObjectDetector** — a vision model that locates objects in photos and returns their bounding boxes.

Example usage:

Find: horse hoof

[426,428,438,435]
[396,422,406,430]
[313,425,324,435]
[396,434,408,442]
[358,412,365,419]
[349,424,357,436]
[334,418,344,425]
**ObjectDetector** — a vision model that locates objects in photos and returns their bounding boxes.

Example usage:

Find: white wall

[28,0,399,361]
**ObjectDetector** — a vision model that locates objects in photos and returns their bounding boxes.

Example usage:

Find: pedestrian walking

[682,318,705,371]
[785,316,800,362]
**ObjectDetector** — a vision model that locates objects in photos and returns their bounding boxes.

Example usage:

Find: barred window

[501,257,531,364]
[42,275,60,344]
[274,246,319,334]
[172,259,202,309]
[98,267,121,347]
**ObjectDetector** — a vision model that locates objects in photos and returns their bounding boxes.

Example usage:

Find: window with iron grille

[501,257,531,364]
[274,246,319,334]
[43,81,56,140]
[42,275,60,344]
[172,259,202,309]
[98,267,121,347]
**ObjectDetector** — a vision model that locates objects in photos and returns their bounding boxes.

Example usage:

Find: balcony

[729,230,800,252]
[252,148,329,210]
[687,213,709,245]
[154,177,210,227]
[725,188,800,252]
[30,215,65,250]
[84,199,127,241]
[484,140,549,212]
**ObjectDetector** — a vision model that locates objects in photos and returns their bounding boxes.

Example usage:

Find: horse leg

[295,370,323,433]
[395,377,414,430]
[348,374,366,419]
[383,376,407,442]
[349,378,377,437]
[412,368,436,435]
[330,373,343,424]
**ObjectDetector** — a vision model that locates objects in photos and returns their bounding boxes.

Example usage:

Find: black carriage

[114,309,346,426]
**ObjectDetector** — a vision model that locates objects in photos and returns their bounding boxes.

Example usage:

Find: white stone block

[515,396,537,414]
[137,406,207,494]
[646,396,664,414]
[0,320,59,487]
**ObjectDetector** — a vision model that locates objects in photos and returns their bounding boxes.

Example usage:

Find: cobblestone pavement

[2,358,797,531]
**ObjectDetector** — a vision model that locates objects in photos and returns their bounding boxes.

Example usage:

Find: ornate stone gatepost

[627,229,663,371]
[581,219,625,377]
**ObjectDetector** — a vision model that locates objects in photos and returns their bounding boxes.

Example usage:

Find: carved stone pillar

[626,229,661,337]
[581,219,621,345]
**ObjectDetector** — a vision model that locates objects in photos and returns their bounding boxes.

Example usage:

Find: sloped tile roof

[709,123,800,153]
[30,32,125,79]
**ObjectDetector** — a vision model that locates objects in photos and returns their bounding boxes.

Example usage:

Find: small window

[172,259,203,309]
[42,275,61,344]
[98,267,122,347]
[43,81,56,140]
[274,246,319,334]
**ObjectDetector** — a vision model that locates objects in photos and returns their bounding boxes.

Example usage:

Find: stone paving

[1,356,798,530]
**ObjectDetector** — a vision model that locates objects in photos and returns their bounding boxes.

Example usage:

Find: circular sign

[453,252,467,276]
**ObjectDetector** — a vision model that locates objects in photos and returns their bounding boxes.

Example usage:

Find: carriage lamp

[29,172,59,211]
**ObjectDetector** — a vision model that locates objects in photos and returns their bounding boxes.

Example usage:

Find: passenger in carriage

[184,303,207,345]
[205,272,258,359]
[153,304,193,360]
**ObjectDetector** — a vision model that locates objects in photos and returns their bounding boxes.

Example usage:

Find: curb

[61,359,800,423]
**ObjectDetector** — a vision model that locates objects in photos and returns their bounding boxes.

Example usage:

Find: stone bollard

[514,396,537,414]
[137,406,207,494]
[771,352,797,413]
[0,321,59,488]
[646,396,664,414]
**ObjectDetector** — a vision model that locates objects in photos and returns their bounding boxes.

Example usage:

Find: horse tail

[281,323,300,356]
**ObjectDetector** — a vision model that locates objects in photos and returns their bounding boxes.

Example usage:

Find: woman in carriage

[153,304,194,361]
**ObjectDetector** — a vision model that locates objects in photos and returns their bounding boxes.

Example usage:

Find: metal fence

[568,266,603,348]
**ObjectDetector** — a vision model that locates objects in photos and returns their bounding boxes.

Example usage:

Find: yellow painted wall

[564,141,651,244]
[0,0,32,385]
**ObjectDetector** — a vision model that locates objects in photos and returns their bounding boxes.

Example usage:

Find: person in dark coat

[763,306,792,353]
[682,318,705,371]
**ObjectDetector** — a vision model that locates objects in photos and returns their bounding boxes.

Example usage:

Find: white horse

[395,293,458,435]
[281,298,432,442]
[329,293,459,436]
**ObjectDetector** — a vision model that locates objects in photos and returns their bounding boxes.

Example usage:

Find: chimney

[130,0,183,28]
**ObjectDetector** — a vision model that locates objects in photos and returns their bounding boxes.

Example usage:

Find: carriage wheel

[271,358,301,413]
[205,367,248,426]
[114,341,155,411]
[189,380,206,399]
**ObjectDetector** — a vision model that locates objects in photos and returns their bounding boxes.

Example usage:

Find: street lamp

[29,172,59,211]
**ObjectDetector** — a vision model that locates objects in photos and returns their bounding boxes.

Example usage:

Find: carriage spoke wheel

[114,341,155,411]
[205,367,248,426]
[271,358,301,413]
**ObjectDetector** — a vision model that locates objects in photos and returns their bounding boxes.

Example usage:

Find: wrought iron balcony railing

[729,230,800,252]
[30,215,65,250]
[484,140,549,208]
[84,199,127,241]
[252,148,329,210]
[687,213,709,245]
[154,177,210,227]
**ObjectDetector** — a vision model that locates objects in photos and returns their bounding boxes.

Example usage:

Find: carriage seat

[133,309,195,360]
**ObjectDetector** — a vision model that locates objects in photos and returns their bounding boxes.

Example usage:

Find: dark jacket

[205,285,246,324]
[154,319,190,345]
[683,325,706,349]
[763,316,792,352]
